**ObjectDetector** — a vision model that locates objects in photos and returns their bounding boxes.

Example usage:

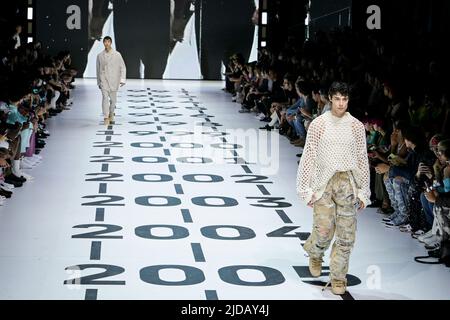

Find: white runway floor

[0,79,448,300]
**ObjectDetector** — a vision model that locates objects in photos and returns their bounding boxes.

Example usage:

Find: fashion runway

[0,79,448,300]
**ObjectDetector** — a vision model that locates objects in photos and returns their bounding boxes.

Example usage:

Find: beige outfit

[96,49,126,118]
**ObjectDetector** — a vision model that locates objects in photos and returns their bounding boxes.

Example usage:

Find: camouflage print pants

[303,171,357,281]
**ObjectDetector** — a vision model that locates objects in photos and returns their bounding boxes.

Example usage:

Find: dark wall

[36,0,89,73]
[309,0,352,34]
[195,0,256,79]
[309,0,450,38]
[351,0,450,37]
[351,0,450,63]
[265,0,308,53]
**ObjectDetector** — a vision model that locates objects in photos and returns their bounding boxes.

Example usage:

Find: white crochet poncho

[296,111,371,207]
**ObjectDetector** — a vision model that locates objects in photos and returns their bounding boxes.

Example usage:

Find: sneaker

[309,257,322,277]
[399,224,412,233]
[19,172,34,181]
[0,184,13,192]
[3,177,23,188]
[424,240,441,251]
[411,230,425,239]
[391,216,408,226]
[0,182,15,190]
[423,235,441,247]
[418,230,434,243]
[238,108,250,113]
[8,174,26,183]
[0,189,12,198]
[259,125,273,131]
[382,211,399,222]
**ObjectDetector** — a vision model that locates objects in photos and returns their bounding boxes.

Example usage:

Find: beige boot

[331,279,347,295]
[309,257,322,277]
[109,112,115,123]
[104,117,110,126]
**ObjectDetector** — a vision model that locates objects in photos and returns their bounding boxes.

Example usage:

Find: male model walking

[96,36,126,125]
[296,82,371,295]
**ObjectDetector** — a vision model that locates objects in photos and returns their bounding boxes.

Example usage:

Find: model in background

[12,24,22,50]
[296,82,371,295]
[96,36,126,126]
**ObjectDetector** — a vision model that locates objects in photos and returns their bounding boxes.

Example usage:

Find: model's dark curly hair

[328,81,349,98]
